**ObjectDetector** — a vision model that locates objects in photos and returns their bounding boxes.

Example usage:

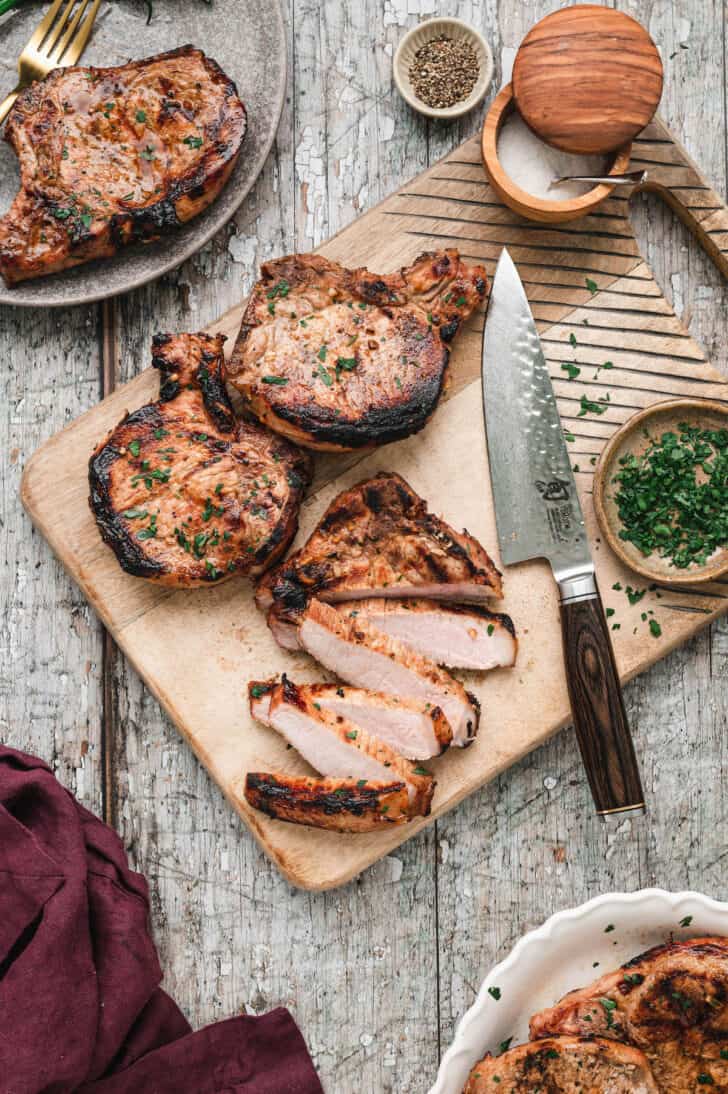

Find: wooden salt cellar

[482,4,664,223]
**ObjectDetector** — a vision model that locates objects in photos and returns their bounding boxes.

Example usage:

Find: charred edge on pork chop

[89,332,311,585]
[256,471,503,614]
[465,1036,659,1093]
[0,47,246,285]
[244,773,410,832]
[227,250,487,451]
[529,937,728,1091]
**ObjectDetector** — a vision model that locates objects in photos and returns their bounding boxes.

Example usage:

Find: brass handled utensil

[0,0,101,126]
[550,169,648,189]
[482,247,645,818]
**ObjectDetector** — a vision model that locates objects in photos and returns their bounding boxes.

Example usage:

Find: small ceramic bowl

[593,397,728,586]
[481,84,633,224]
[393,18,494,121]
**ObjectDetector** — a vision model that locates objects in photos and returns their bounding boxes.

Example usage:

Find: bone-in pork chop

[89,332,310,586]
[227,249,487,450]
[0,47,246,285]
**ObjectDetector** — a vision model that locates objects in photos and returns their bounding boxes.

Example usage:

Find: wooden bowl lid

[512,4,663,155]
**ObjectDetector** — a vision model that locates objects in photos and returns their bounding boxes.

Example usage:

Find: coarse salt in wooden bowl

[481,84,633,224]
[393,18,493,121]
[593,398,728,587]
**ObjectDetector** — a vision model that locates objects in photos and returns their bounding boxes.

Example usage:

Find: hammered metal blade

[482,248,592,578]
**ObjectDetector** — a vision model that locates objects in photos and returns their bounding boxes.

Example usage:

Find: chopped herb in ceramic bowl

[594,398,728,586]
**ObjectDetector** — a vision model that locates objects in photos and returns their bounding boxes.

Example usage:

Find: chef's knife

[482,248,644,817]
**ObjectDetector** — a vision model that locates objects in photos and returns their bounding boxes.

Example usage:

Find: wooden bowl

[593,398,728,586]
[393,17,493,121]
[481,84,632,224]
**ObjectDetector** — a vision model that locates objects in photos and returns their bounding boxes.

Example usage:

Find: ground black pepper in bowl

[408,34,480,110]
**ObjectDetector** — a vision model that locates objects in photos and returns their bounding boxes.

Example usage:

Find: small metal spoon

[549,169,648,189]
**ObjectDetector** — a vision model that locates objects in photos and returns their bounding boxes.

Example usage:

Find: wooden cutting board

[22,117,728,890]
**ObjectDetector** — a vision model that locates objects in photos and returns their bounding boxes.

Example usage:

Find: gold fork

[0,0,101,126]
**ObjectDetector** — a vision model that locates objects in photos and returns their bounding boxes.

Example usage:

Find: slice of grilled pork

[465,1037,658,1093]
[244,773,410,833]
[227,249,487,451]
[331,599,517,670]
[253,677,435,816]
[296,599,480,746]
[249,679,451,760]
[530,937,728,1092]
[88,332,310,586]
[0,47,246,285]
[256,471,502,614]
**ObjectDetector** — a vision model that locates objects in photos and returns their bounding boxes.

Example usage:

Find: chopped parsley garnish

[317,345,328,361]
[488,986,501,1001]
[413,766,429,776]
[600,997,617,1027]
[136,109,147,123]
[455,295,466,307]
[261,375,289,385]
[569,332,577,348]
[335,357,357,379]
[577,394,609,417]
[345,730,358,740]
[183,134,204,149]
[585,277,598,294]
[612,423,728,570]
[154,427,169,439]
[649,618,662,638]
[140,145,155,161]
[563,430,576,443]
[128,440,141,457]
[561,362,580,380]
[137,513,158,540]
[250,684,267,699]
[316,363,332,387]
[679,915,693,927]
[204,560,223,579]
[123,508,147,519]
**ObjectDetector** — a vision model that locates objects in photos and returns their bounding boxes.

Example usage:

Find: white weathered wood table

[4,3,727,1091]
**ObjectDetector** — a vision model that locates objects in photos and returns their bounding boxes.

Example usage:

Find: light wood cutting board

[21,118,728,890]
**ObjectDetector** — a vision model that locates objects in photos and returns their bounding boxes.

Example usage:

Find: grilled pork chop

[335,599,517,670]
[244,773,410,832]
[250,678,452,760]
[227,249,487,451]
[89,332,310,586]
[530,938,728,1091]
[0,47,246,285]
[296,599,480,746]
[465,1036,658,1093]
[257,472,502,620]
[251,676,434,815]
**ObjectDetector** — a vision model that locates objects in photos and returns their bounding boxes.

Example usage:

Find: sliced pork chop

[244,773,410,833]
[256,471,502,614]
[249,678,451,760]
[0,47,246,285]
[255,677,435,816]
[227,249,487,451]
[337,599,517,670]
[465,1036,658,1093]
[530,938,728,1092]
[89,332,311,586]
[297,599,480,746]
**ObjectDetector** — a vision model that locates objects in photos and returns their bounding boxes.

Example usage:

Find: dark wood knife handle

[559,581,645,817]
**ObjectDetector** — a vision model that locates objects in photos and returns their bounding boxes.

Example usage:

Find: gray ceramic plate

[0,0,286,307]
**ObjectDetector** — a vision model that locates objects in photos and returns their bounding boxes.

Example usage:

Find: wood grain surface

[512,5,664,153]
[4,3,728,1092]
[22,110,728,889]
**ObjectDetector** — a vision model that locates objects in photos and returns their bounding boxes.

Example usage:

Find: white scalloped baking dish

[430,888,728,1094]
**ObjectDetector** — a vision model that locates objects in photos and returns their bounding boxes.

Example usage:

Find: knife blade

[482,247,645,818]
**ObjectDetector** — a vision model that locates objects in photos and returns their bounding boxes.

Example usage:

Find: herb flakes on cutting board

[612,422,728,569]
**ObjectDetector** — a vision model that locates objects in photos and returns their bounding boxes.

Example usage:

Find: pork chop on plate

[0,47,246,285]
[530,938,728,1091]
[244,773,411,833]
[89,332,310,586]
[465,1036,658,1093]
[227,249,487,450]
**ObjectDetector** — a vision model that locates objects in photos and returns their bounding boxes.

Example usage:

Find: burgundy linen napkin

[0,745,324,1094]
